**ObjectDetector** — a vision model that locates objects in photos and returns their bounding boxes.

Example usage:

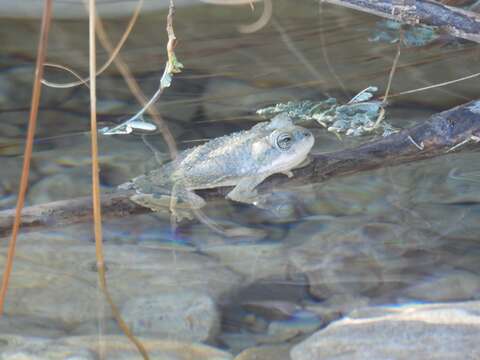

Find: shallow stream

[0,1,479,359]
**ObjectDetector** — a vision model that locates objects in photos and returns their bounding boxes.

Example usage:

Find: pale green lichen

[257,88,397,137]
[257,98,337,123]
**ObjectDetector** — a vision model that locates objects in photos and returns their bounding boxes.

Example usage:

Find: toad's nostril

[303,131,311,137]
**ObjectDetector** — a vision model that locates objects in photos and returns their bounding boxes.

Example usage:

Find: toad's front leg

[225,175,268,205]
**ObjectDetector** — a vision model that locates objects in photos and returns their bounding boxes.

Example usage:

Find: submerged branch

[0,100,479,237]
[323,0,480,44]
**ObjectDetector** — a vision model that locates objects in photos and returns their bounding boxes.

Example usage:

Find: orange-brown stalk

[0,0,54,314]
[87,0,149,358]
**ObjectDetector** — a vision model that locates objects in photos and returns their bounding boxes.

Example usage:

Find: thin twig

[0,0,53,315]
[101,0,183,148]
[375,27,403,127]
[164,0,235,235]
[87,1,149,359]
[383,71,480,99]
[166,0,178,68]
[94,7,178,158]
[382,28,403,104]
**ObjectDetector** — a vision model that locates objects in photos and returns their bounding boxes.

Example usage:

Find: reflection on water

[1,0,480,357]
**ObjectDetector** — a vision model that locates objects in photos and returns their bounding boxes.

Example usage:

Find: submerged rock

[121,292,219,342]
[286,216,447,303]
[28,171,94,204]
[235,345,292,360]
[400,268,480,302]
[0,335,233,360]
[287,222,385,299]
[291,301,480,360]
[0,241,241,328]
[262,310,323,344]
[0,316,66,338]
[203,242,289,281]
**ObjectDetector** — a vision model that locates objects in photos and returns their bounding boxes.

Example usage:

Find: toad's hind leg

[226,175,267,204]
[170,182,206,226]
[172,182,263,238]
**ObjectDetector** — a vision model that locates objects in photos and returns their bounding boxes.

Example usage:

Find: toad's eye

[276,133,292,150]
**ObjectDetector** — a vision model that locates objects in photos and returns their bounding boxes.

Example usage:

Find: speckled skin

[123,114,314,212]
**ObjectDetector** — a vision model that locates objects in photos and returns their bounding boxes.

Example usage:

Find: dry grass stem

[0,0,53,315]
[87,0,149,358]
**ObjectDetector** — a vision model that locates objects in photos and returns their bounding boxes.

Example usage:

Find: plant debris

[257,87,397,137]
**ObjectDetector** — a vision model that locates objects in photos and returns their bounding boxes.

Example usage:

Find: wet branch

[0,100,479,237]
[323,0,480,43]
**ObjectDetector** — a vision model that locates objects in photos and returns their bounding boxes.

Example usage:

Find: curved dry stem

[42,62,90,88]
[201,0,272,33]
[42,0,144,89]
[0,0,53,315]
[238,0,273,33]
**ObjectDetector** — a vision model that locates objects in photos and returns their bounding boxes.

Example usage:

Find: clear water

[0,1,479,358]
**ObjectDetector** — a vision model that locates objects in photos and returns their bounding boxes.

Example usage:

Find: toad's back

[171,128,268,189]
